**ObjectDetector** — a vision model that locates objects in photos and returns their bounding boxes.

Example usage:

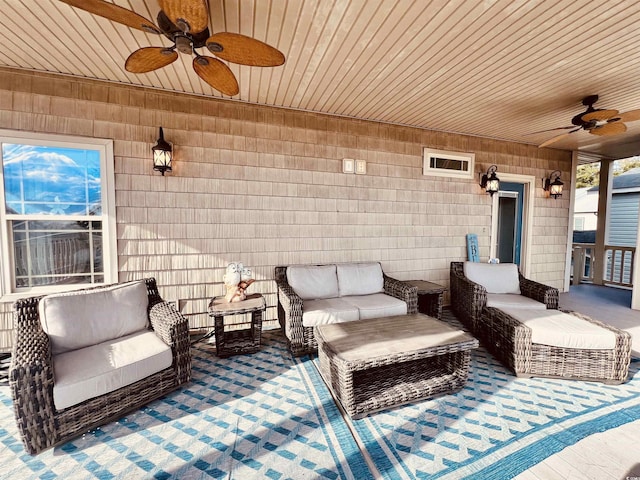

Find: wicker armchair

[9,278,191,455]
[275,264,418,356]
[449,261,559,337]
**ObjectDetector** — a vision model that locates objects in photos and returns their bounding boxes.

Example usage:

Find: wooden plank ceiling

[3,0,640,159]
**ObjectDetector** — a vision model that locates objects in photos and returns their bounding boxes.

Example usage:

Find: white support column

[593,159,612,285]
[633,195,640,310]
[564,151,579,292]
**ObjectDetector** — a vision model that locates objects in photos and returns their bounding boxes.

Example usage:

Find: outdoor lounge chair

[449,262,630,383]
[9,278,191,455]
[449,261,559,338]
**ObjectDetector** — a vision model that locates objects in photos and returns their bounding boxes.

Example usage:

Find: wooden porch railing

[571,243,635,288]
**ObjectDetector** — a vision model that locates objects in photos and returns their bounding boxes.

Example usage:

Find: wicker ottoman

[315,313,479,419]
[480,307,631,384]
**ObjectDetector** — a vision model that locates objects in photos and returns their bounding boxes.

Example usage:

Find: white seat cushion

[52,330,173,410]
[288,265,339,300]
[603,316,640,358]
[464,262,521,294]
[39,280,149,355]
[499,307,617,350]
[302,298,360,327]
[486,293,547,310]
[336,263,384,297]
[341,293,407,320]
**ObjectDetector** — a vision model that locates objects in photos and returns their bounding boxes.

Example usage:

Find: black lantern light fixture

[479,165,500,196]
[543,170,564,199]
[152,127,172,176]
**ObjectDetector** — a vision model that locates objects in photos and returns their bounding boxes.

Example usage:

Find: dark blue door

[497,182,524,265]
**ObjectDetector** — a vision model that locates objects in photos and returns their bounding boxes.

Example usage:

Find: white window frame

[0,130,117,300]
[423,148,475,179]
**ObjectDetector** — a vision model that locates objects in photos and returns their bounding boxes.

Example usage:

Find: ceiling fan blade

[158,0,209,34]
[539,132,571,148]
[59,0,160,34]
[125,47,178,73]
[193,56,239,96]
[525,125,575,135]
[206,32,285,67]
[616,109,640,123]
[589,121,627,136]
[581,109,620,122]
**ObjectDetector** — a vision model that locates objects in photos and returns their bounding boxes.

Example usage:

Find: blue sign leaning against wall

[466,233,479,262]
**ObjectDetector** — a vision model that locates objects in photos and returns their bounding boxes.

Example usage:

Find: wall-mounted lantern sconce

[543,170,564,199]
[479,165,500,195]
[152,127,172,176]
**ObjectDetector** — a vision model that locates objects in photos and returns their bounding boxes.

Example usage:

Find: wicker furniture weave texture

[9,278,191,455]
[449,261,559,337]
[274,264,418,356]
[406,280,446,320]
[481,307,631,384]
[316,313,479,418]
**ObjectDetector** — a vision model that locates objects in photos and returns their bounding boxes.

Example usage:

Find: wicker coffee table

[315,313,479,418]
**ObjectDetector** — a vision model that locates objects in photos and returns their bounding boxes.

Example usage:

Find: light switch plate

[343,158,355,173]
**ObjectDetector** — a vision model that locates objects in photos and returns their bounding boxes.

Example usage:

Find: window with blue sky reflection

[2,143,104,289]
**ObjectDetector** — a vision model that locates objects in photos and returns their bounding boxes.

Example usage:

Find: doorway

[490,175,534,275]
[496,182,524,264]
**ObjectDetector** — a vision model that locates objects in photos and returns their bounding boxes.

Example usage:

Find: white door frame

[490,173,536,277]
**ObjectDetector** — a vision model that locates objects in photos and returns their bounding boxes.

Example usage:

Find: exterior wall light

[152,127,172,175]
[543,170,564,199]
[479,165,500,195]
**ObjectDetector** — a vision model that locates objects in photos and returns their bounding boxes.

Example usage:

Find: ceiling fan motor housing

[572,95,600,127]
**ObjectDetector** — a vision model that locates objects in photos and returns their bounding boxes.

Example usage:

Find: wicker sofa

[275,262,418,356]
[9,278,191,455]
[450,261,559,338]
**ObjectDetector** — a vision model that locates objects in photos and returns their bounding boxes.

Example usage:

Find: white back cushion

[337,262,384,296]
[39,280,149,355]
[287,265,339,300]
[463,262,521,294]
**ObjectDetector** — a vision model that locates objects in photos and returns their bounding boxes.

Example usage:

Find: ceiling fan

[536,95,640,148]
[60,0,285,96]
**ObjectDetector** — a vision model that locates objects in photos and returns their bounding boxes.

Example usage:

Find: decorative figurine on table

[223,262,255,302]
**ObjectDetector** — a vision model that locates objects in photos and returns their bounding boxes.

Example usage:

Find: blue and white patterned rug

[0,332,372,480]
[2,313,640,479]
[303,310,640,480]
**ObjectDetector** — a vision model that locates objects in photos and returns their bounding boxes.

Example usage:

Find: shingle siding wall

[0,68,572,352]
[609,193,640,247]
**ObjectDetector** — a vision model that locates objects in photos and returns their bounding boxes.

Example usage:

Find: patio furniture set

[8,259,632,455]
[276,261,632,417]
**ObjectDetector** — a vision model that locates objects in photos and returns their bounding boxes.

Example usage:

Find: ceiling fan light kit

[537,95,640,148]
[60,0,285,96]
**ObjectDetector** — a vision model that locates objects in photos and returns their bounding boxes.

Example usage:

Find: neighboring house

[573,168,640,284]
[584,167,640,248]
[573,187,598,233]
